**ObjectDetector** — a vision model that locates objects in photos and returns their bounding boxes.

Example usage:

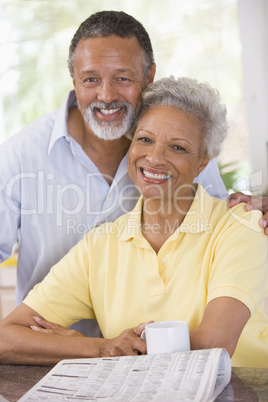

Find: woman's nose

[146,144,166,166]
[97,80,117,103]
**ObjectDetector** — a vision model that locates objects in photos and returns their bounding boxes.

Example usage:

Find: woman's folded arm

[0,303,147,365]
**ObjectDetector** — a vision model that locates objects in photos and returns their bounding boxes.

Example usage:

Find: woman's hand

[0,304,151,364]
[31,316,85,337]
[100,322,149,357]
[31,317,151,358]
[229,192,268,235]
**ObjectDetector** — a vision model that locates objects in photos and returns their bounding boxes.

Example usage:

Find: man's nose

[97,80,117,103]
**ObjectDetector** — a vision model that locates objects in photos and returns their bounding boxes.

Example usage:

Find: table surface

[0,365,267,401]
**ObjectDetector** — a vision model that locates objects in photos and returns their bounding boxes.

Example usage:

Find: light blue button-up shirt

[0,90,228,335]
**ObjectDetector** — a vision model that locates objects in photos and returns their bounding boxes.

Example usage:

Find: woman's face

[128,106,208,201]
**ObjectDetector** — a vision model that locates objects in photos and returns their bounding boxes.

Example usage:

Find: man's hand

[229,192,268,235]
[100,322,152,357]
[31,316,85,337]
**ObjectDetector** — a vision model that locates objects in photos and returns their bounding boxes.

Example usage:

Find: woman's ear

[198,157,209,175]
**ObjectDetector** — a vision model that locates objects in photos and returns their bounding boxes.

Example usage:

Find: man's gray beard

[78,101,137,141]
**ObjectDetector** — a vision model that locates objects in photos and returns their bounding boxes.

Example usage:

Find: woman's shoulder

[196,185,263,235]
[211,195,263,235]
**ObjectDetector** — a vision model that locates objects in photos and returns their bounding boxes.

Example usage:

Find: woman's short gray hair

[135,76,228,160]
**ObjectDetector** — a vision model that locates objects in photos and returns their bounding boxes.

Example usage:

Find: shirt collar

[48,90,77,155]
[119,196,144,242]
[179,184,213,233]
[118,185,214,243]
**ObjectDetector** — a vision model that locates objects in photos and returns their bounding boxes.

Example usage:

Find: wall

[238,0,268,194]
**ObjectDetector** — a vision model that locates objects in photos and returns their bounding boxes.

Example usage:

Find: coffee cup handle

[140,329,146,341]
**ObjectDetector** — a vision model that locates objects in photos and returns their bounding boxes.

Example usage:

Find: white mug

[141,320,190,355]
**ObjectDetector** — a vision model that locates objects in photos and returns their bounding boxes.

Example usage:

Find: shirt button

[162,257,167,263]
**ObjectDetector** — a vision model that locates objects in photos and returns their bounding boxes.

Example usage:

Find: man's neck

[68,106,131,185]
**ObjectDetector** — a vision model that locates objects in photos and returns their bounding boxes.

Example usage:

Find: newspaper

[19,348,231,402]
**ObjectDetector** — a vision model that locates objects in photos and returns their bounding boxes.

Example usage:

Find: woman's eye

[173,145,186,151]
[138,137,152,143]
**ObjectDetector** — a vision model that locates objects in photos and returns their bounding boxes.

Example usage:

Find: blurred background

[0,0,267,194]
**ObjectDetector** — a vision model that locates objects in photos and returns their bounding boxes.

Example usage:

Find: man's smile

[95,106,125,122]
[97,107,122,115]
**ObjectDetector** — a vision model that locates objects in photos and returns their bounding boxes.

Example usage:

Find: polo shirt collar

[48,90,77,155]
[119,184,213,243]
[119,196,143,242]
[179,184,213,233]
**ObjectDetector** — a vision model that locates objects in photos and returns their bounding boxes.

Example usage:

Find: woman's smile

[140,167,172,183]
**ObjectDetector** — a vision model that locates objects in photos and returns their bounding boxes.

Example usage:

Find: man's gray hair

[136,76,228,160]
[68,11,154,78]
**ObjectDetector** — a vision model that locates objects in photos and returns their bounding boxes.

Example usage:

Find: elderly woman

[0,77,267,367]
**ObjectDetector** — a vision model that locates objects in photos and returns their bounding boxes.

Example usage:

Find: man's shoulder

[1,110,58,153]
[195,159,229,200]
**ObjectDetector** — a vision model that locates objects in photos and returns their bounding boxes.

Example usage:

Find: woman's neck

[141,186,196,253]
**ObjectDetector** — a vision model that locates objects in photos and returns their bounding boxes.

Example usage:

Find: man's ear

[68,68,75,87]
[146,63,156,85]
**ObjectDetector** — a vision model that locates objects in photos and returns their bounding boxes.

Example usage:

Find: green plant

[218,162,241,192]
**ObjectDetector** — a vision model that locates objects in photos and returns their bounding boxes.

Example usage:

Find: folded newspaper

[19,348,231,402]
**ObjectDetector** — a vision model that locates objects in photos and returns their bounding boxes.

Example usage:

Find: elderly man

[0,11,267,337]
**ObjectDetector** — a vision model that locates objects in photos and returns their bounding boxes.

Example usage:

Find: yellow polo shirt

[24,185,268,367]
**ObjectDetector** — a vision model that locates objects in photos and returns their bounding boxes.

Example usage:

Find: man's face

[72,36,155,141]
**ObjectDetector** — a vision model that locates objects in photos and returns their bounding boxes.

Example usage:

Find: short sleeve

[23,235,95,327]
[207,206,268,314]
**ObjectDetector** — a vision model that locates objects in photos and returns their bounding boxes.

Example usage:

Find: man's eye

[84,78,97,83]
[117,77,129,82]
[82,78,100,87]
